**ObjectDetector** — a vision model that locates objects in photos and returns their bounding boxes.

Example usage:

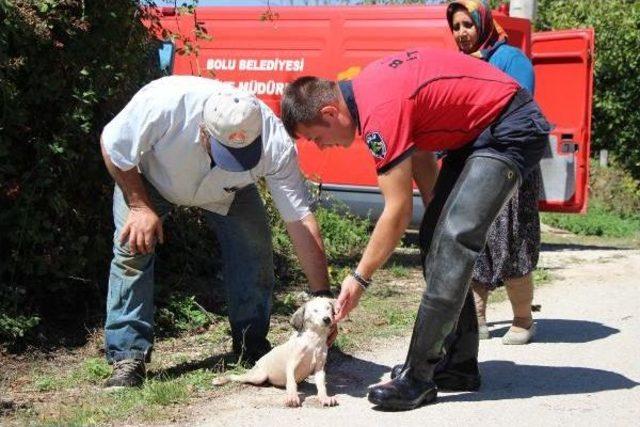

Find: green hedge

[0,0,162,342]
[542,201,640,238]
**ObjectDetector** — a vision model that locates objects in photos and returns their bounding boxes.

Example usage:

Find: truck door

[532,28,594,213]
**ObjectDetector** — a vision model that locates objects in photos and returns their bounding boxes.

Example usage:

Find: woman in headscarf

[447,0,540,345]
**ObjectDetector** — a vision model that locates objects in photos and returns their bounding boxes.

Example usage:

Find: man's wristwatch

[351,270,372,291]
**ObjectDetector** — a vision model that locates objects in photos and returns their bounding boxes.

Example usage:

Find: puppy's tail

[212,373,246,386]
[211,376,231,386]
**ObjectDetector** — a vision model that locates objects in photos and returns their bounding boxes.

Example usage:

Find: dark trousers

[416,88,550,371]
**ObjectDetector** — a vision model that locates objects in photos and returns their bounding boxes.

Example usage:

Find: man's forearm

[100,138,154,211]
[285,214,331,293]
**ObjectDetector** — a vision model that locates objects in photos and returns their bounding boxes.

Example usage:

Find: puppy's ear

[290,305,306,332]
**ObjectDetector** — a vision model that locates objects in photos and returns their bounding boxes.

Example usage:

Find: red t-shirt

[351,47,519,173]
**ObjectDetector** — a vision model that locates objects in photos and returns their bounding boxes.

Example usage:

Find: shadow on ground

[149,352,237,380]
[487,318,620,343]
[437,360,639,403]
[296,348,391,399]
[540,242,631,251]
[326,350,638,407]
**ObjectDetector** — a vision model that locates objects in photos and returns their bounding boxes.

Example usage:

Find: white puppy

[213,297,338,408]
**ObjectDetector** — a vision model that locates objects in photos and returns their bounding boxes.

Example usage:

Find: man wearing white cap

[100,75,332,388]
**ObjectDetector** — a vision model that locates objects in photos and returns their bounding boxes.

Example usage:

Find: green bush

[261,182,370,289]
[315,205,371,262]
[0,312,40,340]
[542,201,640,237]
[542,160,640,237]
[589,159,640,219]
[536,0,640,180]
[0,0,162,342]
[156,295,217,336]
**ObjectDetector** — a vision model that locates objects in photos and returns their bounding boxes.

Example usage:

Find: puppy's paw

[319,395,338,407]
[284,393,301,408]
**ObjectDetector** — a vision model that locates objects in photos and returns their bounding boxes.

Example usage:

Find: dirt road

[191,246,640,427]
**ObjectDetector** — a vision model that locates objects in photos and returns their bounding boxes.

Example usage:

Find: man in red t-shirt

[281,47,551,410]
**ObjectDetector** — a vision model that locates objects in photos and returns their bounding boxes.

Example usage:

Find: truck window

[157,40,175,75]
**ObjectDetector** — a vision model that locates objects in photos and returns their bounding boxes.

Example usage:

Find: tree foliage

[535,0,640,179]
[0,0,162,341]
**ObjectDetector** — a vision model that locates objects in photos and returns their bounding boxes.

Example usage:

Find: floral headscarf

[446,0,508,60]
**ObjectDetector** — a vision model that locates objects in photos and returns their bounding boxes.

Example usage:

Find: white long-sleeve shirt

[101,76,311,222]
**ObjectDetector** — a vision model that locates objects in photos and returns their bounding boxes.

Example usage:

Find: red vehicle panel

[156,5,593,219]
[532,29,595,213]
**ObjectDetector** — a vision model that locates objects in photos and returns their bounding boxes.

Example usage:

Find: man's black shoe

[367,373,437,411]
[104,359,145,389]
[390,363,481,392]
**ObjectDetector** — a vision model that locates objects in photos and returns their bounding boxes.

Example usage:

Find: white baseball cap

[203,87,263,172]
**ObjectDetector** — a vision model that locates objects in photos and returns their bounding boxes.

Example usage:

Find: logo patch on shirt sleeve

[365,131,387,159]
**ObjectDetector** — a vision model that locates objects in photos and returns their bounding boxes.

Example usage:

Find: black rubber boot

[368,295,440,410]
[368,155,519,410]
[368,366,438,410]
[389,364,481,392]
[433,290,481,390]
[390,291,481,391]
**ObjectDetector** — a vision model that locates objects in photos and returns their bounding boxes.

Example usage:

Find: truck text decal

[206,57,306,96]
[206,57,305,72]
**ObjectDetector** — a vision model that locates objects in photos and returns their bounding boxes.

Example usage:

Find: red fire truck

[155,4,594,225]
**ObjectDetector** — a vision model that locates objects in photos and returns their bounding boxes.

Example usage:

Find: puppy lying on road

[213,297,338,408]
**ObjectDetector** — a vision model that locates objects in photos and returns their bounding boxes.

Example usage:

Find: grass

[16,343,233,426]
[332,264,554,352]
[387,262,411,279]
[4,159,638,424]
[5,314,254,426]
[27,378,190,426]
[141,378,190,406]
[533,267,553,285]
[156,295,222,336]
[332,267,423,352]
[538,160,640,246]
[34,358,111,392]
[272,291,299,316]
[542,201,640,238]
